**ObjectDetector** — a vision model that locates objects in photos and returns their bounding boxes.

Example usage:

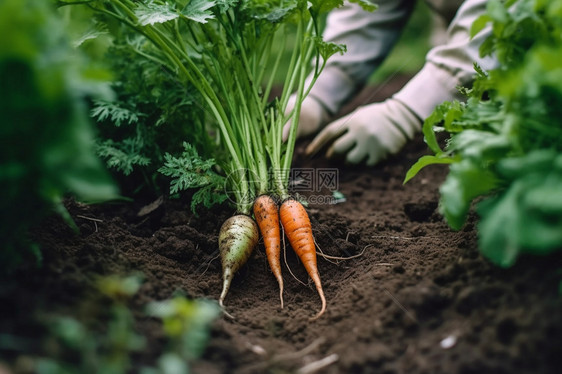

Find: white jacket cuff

[393,62,465,120]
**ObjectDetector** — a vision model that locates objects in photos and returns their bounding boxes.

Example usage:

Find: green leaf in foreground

[33,274,219,373]
[470,14,492,38]
[403,155,456,184]
[439,160,498,230]
[0,0,118,273]
[477,151,562,267]
[420,101,464,155]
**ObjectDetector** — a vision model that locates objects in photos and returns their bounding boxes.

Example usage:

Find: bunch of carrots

[214,0,339,319]
[64,0,375,319]
[219,0,375,319]
[219,194,326,320]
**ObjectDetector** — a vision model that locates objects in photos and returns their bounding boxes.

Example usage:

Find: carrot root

[309,280,327,321]
[279,282,284,309]
[218,214,259,318]
[279,198,326,320]
[253,195,284,309]
[218,267,235,319]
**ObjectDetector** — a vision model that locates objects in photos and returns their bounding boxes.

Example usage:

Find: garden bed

[2,81,561,374]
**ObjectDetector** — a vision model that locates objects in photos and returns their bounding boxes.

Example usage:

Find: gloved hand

[282,94,330,142]
[305,98,422,166]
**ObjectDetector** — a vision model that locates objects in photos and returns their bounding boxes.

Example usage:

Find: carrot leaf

[181,0,217,23]
[158,143,226,213]
[135,1,179,26]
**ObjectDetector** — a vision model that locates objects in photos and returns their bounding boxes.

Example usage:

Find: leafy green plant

[37,275,146,374]
[145,295,220,374]
[60,0,350,214]
[59,1,372,314]
[87,34,214,197]
[405,0,562,267]
[0,0,118,273]
[158,142,227,213]
[8,274,220,374]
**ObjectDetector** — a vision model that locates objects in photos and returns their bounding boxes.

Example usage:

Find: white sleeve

[308,0,415,115]
[394,0,498,120]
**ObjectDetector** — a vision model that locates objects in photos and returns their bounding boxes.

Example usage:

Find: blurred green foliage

[145,295,221,374]
[0,0,119,273]
[27,274,220,374]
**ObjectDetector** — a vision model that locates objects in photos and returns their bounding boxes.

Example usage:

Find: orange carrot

[279,198,326,320]
[253,195,284,308]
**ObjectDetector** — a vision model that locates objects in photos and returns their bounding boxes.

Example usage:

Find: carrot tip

[219,268,234,312]
[308,286,327,321]
[308,303,326,321]
[221,307,236,320]
[273,276,284,309]
[308,307,326,321]
[219,296,236,319]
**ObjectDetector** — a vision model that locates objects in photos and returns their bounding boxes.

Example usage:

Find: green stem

[73,0,337,211]
[94,1,248,200]
[108,0,237,169]
[114,0,250,211]
[281,18,318,186]
[147,27,245,174]
[262,29,285,108]
[279,20,304,111]
[56,0,96,8]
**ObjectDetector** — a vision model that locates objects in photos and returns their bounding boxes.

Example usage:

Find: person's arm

[394,0,497,120]
[308,0,415,115]
[283,0,414,141]
[306,0,497,165]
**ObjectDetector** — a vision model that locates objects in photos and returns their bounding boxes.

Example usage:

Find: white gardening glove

[305,98,421,166]
[282,95,330,142]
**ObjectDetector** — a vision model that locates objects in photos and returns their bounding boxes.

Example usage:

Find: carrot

[279,198,326,320]
[253,195,284,308]
[218,214,259,317]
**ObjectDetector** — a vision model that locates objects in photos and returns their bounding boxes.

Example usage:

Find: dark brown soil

[1,76,562,374]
